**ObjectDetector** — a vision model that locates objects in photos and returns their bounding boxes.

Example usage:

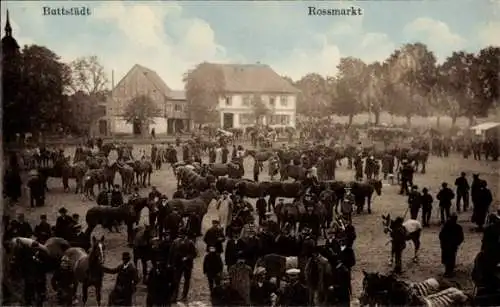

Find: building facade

[210,64,299,129]
[106,64,190,136]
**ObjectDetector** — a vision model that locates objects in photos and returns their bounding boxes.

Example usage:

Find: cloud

[478,21,500,46]
[403,17,466,60]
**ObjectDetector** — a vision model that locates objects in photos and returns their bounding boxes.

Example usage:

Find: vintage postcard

[2,1,499,306]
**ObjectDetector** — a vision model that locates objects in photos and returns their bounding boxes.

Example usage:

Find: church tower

[2,10,20,57]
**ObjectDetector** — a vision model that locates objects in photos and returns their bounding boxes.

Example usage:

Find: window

[225,96,232,106]
[242,95,251,106]
[270,115,290,125]
[280,96,288,107]
[239,113,255,125]
[269,96,276,107]
[174,104,182,112]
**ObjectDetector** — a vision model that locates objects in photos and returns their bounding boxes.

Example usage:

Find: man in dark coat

[146,261,175,306]
[391,217,407,274]
[34,214,52,244]
[204,220,225,254]
[299,206,320,239]
[399,160,414,195]
[203,246,224,293]
[439,213,464,277]
[472,181,493,231]
[381,153,394,180]
[111,184,124,207]
[328,260,352,306]
[256,196,267,225]
[421,188,433,227]
[408,185,422,220]
[279,269,309,306]
[354,155,363,181]
[28,171,45,208]
[169,229,197,301]
[225,231,246,268]
[54,208,72,241]
[15,213,33,238]
[454,172,470,212]
[437,182,455,224]
[164,209,182,239]
[103,252,139,306]
[275,225,297,256]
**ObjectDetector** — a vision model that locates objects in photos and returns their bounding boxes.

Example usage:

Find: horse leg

[412,232,421,262]
[95,285,101,306]
[141,258,148,283]
[81,283,88,305]
[421,160,426,174]
[367,197,372,214]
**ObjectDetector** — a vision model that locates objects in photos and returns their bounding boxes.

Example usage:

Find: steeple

[5,9,12,37]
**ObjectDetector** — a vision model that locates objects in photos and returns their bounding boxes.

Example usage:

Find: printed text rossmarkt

[42,6,92,16]
[308,6,363,16]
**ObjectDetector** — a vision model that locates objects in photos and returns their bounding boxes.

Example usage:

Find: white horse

[215,197,233,231]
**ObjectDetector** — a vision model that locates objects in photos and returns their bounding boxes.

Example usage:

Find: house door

[223,113,234,129]
[98,120,107,136]
[133,119,142,135]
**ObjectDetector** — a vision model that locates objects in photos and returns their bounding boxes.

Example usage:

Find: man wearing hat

[16,213,33,238]
[55,207,72,240]
[28,169,45,208]
[169,228,197,301]
[437,182,455,224]
[454,172,470,212]
[204,219,225,254]
[34,214,52,244]
[439,213,464,277]
[354,154,363,181]
[342,187,355,223]
[421,188,433,227]
[408,185,422,220]
[203,246,224,294]
[472,180,493,231]
[104,252,139,306]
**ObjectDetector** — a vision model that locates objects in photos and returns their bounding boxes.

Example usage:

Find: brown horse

[62,236,106,306]
[305,253,333,306]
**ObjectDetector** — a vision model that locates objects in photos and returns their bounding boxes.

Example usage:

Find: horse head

[90,235,106,266]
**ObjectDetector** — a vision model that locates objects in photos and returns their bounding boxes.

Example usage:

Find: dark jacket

[204,226,225,253]
[169,237,197,268]
[34,221,52,243]
[225,239,246,267]
[111,190,124,207]
[16,221,33,238]
[55,215,73,239]
[408,191,422,209]
[256,198,267,215]
[203,252,224,277]
[103,262,139,294]
[437,187,454,207]
[250,281,277,306]
[455,177,470,193]
[439,221,464,249]
[421,193,433,209]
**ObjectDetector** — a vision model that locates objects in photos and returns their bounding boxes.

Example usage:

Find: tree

[385,43,437,125]
[68,56,108,95]
[123,95,160,134]
[335,57,367,124]
[251,95,271,125]
[65,91,107,135]
[295,73,329,117]
[183,62,225,125]
[360,62,387,125]
[3,44,72,140]
[473,47,500,116]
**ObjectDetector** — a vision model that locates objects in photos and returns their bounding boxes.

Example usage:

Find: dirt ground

[5,143,499,306]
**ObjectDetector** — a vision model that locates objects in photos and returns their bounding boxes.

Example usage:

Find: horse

[280,164,307,181]
[246,149,275,162]
[382,214,422,263]
[208,162,242,179]
[166,189,219,218]
[235,180,271,198]
[62,236,105,306]
[275,201,301,231]
[111,161,135,194]
[129,159,153,187]
[254,254,298,286]
[350,179,383,214]
[132,224,155,282]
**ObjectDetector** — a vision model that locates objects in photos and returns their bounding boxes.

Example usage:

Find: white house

[210,63,299,129]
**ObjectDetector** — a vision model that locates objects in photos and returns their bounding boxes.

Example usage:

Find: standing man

[472,181,493,232]
[203,246,224,294]
[16,213,33,238]
[437,182,455,224]
[421,188,433,227]
[221,145,229,164]
[454,172,470,212]
[439,213,464,277]
[104,252,139,306]
[408,185,422,220]
[169,229,197,302]
[55,207,72,241]
[34,214,52,244]
[204,220,225,254]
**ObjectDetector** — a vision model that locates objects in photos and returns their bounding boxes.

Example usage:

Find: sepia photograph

[1,0,499,306]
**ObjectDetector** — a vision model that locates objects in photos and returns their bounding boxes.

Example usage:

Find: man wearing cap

[55,208,72,241]
[408,185,422,220]
[203,246,224,294]
[204,220,225,254]
[34,214,52,244]
[399,159,414,195]
[251,267,277,306]
[28,169,45,208]
[279,268,308,306]
[437,182,455,224]
[104,252,139,306]
[439,213,464,277]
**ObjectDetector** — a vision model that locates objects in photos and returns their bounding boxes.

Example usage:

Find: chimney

[111,70,115,89]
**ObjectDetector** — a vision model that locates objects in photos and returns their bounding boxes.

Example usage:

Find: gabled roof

[168,90,186,101]
[470,122,500,131]
[209,63,299,94]
[112,64,172,97]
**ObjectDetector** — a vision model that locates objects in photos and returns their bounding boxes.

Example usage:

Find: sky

[2,0,499,90]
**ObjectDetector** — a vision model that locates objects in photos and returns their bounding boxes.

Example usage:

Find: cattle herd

[2,128,500,307]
